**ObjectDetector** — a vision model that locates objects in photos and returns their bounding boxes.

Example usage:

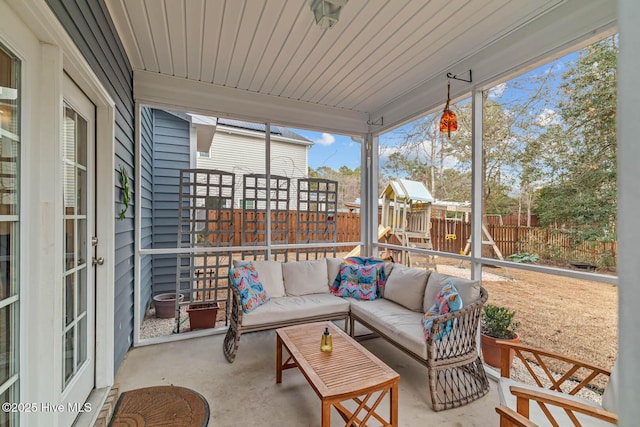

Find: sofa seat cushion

[498,378,615,427]
[241,293,350,327]
[349,299,427,359]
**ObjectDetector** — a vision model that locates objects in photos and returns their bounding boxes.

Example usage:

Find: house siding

[140,107,153,320]
[151,109,191,294]
[197,128,309,208]
[46,0,135,372]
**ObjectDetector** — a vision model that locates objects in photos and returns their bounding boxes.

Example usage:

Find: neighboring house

[196,118,313,210]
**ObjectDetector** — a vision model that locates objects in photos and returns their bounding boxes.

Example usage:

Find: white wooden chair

[495,341,618,426]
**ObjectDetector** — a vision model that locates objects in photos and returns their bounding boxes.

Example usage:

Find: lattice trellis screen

[175,169,235,332]
[296,178,338,260]
[241,174,290,262]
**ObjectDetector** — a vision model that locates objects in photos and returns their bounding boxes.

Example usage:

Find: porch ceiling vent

[310,0,348,29]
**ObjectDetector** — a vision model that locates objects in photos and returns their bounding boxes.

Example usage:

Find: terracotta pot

[187,302,219,330]
[481,333,520,369]
[153,293,184,318]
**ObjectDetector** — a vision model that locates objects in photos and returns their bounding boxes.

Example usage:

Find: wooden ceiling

[105,0,614,133]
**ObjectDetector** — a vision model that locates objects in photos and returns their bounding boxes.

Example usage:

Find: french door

[60,74,96,426]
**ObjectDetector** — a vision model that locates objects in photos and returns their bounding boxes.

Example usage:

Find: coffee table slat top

[277,322,399,398]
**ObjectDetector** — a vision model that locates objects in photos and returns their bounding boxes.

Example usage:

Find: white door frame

[2,1,116,425]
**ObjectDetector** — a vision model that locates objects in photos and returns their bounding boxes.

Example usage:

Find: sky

[292,49,579,176]
[290,128,363,171]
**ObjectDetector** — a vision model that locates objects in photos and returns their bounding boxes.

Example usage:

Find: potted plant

[187,301,220,330]
[480,304,520,368]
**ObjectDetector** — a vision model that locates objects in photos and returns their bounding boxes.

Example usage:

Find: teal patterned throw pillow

[229,264,270,313]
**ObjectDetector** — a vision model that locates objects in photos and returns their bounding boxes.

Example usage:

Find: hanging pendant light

[439,78,457,137]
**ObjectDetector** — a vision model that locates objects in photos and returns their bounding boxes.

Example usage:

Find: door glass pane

[0,304,16,384]
[78,268,86,314]
[77,167,86,215]
[61,101,90,391]
[63,162,76,216]
[78,315,87,365]
[0,223,16,299]
[64,328,74,385]
[0,42,20,422]
[0,384,18,427]
[65,274,74,326]
[65,218,75,270]
[77,218,87,266]
[76,113,87,167]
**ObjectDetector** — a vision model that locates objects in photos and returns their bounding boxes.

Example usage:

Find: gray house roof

[217,118,312,144]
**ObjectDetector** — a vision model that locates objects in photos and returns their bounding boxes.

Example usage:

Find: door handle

[92,257,104,266]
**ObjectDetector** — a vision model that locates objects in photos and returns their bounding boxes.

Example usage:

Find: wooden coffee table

[276,322,399,426]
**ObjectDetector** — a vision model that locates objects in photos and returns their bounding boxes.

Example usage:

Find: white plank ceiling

[106,0,568,125]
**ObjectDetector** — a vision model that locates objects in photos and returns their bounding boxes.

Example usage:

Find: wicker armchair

[495,341,617,426]
[350,286,490,411]
[425,286,490,411]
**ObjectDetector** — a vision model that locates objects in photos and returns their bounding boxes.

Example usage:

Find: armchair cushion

[229,264,270,313]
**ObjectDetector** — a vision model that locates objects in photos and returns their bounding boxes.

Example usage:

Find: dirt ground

[437,257,618,388]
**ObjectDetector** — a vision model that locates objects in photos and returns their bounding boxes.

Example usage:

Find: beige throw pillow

[383,264,430,312]
[282,259,329,296]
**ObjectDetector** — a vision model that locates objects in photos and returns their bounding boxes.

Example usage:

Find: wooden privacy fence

[206,211,616,267]
[207,210,361,246]
[430,219,617,268]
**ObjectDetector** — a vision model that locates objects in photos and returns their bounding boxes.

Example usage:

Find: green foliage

[508,252,539,263]
[531,36,618,244]
[482,305,520,340]
[118,165,130,220]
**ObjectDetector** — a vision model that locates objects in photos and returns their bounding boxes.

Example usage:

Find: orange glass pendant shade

[439,109,458,136]
[439,81,457,137]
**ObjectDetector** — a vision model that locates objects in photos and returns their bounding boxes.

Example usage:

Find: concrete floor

[114,329,500,426]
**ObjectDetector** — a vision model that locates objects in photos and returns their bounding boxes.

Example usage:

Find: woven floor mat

[109,385,209,426]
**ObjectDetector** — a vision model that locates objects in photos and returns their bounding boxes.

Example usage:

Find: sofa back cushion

[251,260,286,298]
[232,259,286,298]
[383,264,430,312]
[326,257,344,288]
[282,258,329,296]
[423,272,480,312]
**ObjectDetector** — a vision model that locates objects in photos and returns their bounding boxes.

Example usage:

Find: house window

[197,151,210,157]
[240,199,255,209]
[0,43,20,427]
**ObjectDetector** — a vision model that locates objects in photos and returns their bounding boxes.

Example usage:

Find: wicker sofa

[222,257,489,411]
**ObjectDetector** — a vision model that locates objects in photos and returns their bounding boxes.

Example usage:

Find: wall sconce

[311,0,348,29]
[439,70,472,137]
